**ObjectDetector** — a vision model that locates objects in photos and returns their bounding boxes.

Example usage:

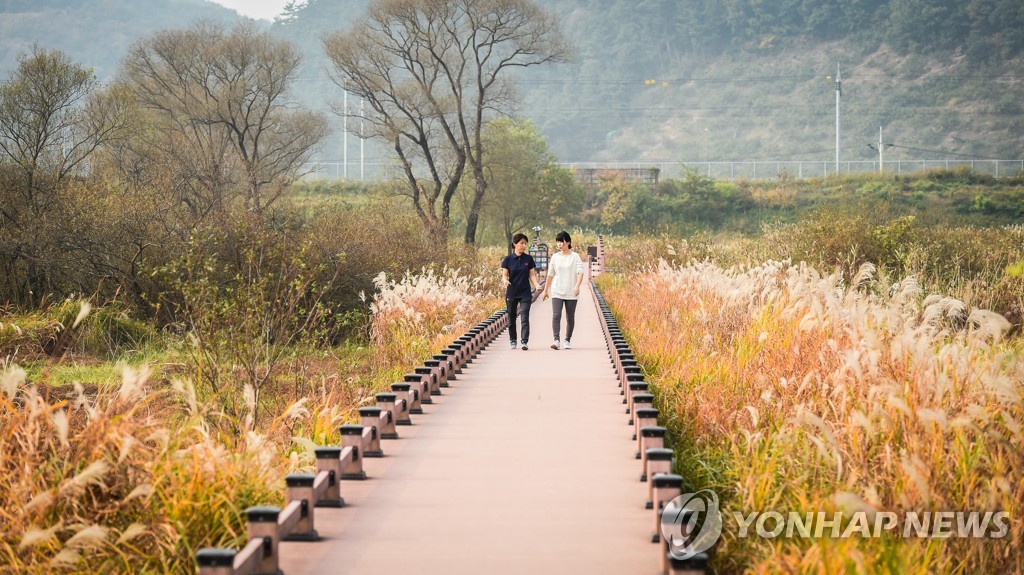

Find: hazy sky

[208,0,293,21]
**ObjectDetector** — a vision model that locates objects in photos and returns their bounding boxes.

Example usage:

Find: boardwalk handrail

[195,310,510,575]
[589,236,709,575]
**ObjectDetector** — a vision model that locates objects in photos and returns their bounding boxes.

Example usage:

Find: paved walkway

[280,284,659,574]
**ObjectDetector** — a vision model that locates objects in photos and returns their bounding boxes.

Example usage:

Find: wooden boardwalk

[278,284,661,574]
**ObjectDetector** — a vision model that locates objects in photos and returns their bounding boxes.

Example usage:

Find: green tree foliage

[584,167,758,234]
[470,118,583,248]
[887,0,968,52]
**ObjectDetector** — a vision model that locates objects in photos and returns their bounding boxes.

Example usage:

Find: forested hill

[272,0,1024,164]
[3,0,1023,165]
[513,0,1024,163]
[0,0,239,78]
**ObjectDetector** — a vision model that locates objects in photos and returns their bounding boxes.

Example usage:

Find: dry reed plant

[602,258,1022,574]
[0,364,284,573]
[366,266,502,388]
[1,262,503,572]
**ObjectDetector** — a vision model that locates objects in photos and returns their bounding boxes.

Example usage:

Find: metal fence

[301,159,1024,182]
[561,160,1024,181]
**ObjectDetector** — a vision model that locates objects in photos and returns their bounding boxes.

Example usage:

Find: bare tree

[323,0,568,243]
[0,46,128,223]
[122,21,327,216]
[0,47,130,303]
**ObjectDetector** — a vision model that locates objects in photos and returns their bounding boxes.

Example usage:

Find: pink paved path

[279,284,659,574]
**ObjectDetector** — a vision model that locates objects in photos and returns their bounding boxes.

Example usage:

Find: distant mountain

[276,0,1024,166]
[3,0,1023,169]
[0,0,242,79]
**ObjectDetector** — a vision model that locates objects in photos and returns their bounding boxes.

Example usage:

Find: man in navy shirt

[501,233,540,350]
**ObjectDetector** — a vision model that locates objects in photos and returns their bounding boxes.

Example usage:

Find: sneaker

[564,340,572,350]
[521,344,529,350]
[510,341,517,350]
[551,340,560,350]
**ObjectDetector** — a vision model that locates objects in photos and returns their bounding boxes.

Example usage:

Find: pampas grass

[1,261,501,572]
[601,256,1023,574]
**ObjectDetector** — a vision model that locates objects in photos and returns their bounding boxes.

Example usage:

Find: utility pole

[834,64,842,174]
[359,97,364,181]
[343,88,348,179]
[877,126,883,173]
[867,127,893,174]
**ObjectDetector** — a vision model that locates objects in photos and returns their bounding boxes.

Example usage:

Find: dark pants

[506,296,531,344]
[551,298,578,341]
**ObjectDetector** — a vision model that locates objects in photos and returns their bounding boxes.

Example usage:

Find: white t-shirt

[548,250,585,300]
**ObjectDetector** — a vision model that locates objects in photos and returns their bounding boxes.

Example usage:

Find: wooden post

[639,425,667,466]
[662,532,709,575]
[432,354,453,386]
[650,474,683,543]
[245,506,281,574]
[392,382,418,419]
[441,347,461,378]
[644,448,675,508]
[357,408,385,457]
[340,425,369,475]
[283,474,318,541]
[375,393,400,439]
[195,548,235,575]
[314,447,343,507]
[634,407,660,447]
[631,393,655,429]
[423,360,444,393]
[414,366,435,396]
[626,379,648,412]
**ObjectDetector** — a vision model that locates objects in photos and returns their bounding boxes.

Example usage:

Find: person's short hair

[555,230,572,247]
[512,233,529,244]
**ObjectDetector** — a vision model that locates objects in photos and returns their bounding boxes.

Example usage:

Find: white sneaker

[510,341,517,350]
[550,340,560,350]
[564,340,572,350]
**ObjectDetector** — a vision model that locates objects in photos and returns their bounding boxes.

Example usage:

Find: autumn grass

[367,256,504,387]
[1,259,502,572]
[600,257,1023,574]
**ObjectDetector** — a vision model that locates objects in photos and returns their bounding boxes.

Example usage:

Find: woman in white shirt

[541,231,585,350]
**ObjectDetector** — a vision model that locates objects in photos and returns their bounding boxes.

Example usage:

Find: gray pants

[506,296,531,344]
[551,298,578,341]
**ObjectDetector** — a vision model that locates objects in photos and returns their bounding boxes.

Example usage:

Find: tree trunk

[463,175,487,244]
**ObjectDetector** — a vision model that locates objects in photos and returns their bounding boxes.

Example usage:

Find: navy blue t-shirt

[501,252,536,299]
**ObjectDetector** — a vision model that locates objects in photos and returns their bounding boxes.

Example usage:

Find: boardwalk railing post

[650,474,683,543]
[196,548,236,575]
[664,550,709,575]
[414,366,436,396]
[448,339,464,366]
[626,378,648,412]
[644,449,675,508]
[631,394,655,434]
[660,505,709,575]
[314,447,344,507]
[423,360,445,393]
[374,393,401,439]
[340,424,369,476]
[283,473,319,541]
[246,506,281,574]
[441,347,460,379]
[617,356,636,387]
[433,354,454,386]
[639,426,668,470]
[357,408,385,457]
[391,382,418,419]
